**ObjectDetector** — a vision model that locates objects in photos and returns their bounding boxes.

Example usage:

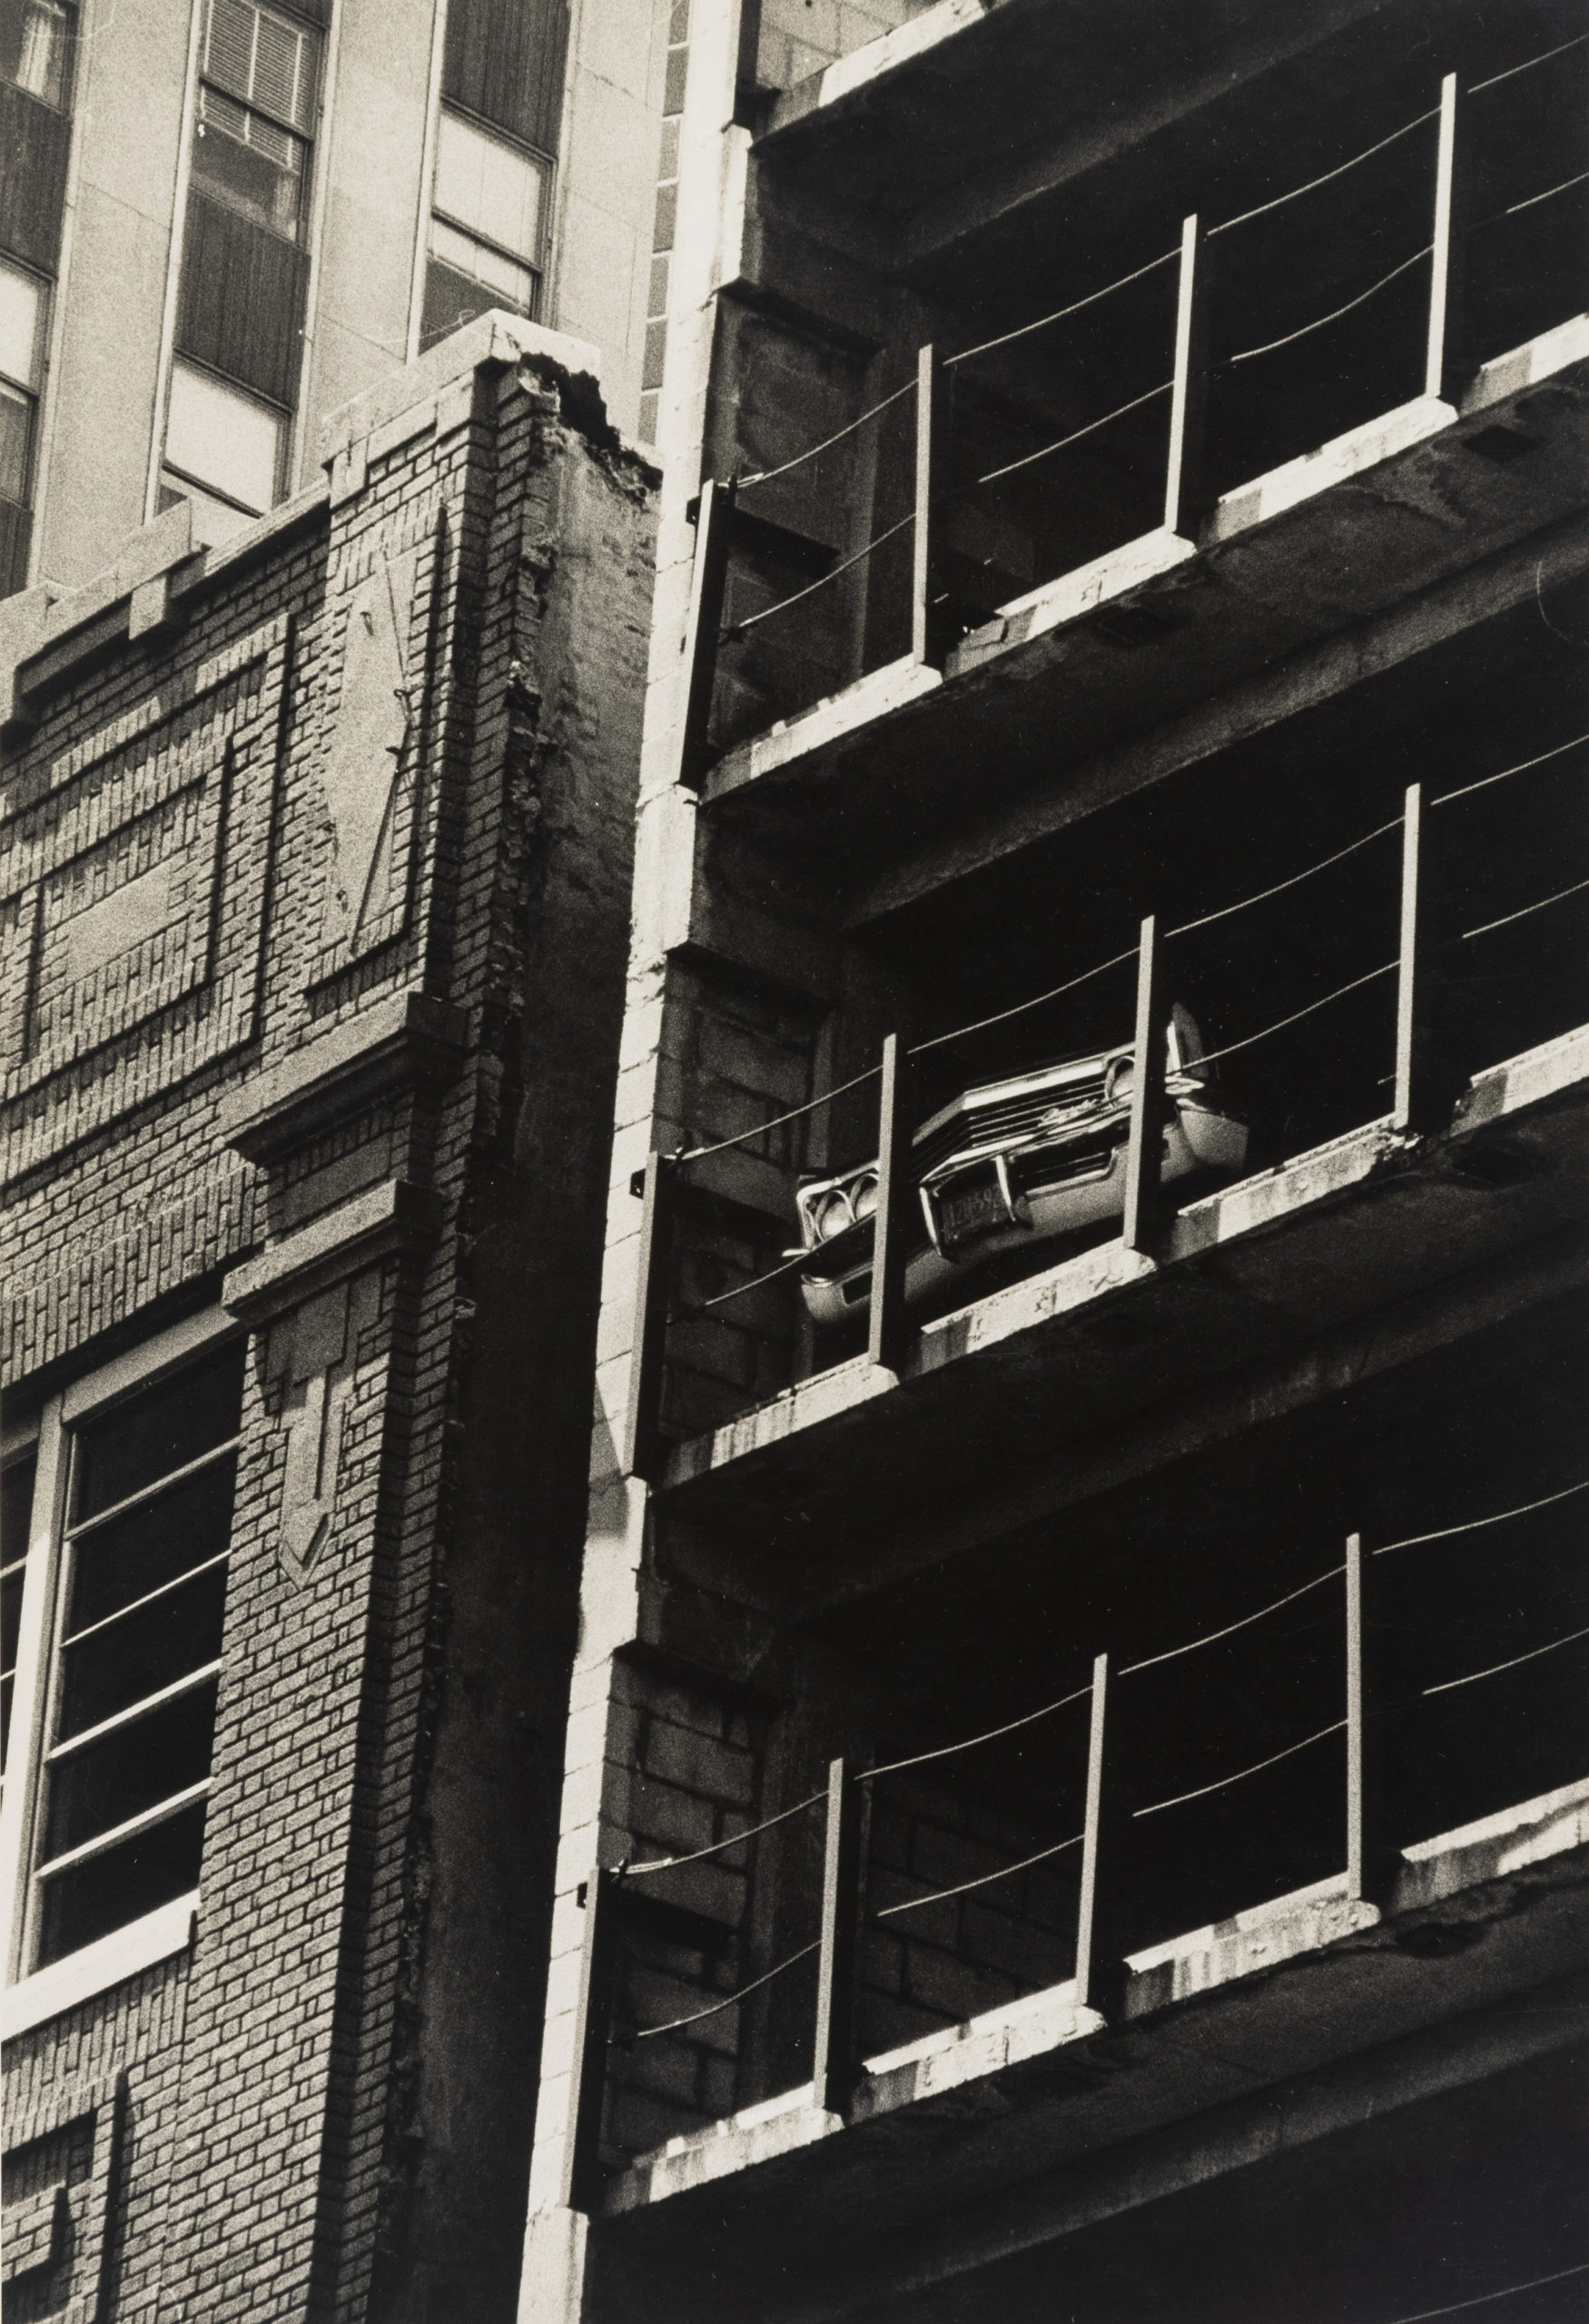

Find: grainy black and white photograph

[1,0,1587,2317]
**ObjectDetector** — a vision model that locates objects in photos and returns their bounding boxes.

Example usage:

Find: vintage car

[791,1008,1248,1328]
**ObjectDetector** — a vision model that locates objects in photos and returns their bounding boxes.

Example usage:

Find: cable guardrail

[670,714,1587,1177]
[1431,727,1589,806]
[1457,873,1589,945]
[860,1683,1093,1786]
[735,380,916,494]
[671,1243,825,1324]
[649,789,1583,1331]
[1468,28,1589,95]
[873,1830,1086,1920]
[1191,960,1398,1072]
[1165,817,1404,940]
[1120,1565,1346,1676]
[1377,1475,1589,1553]
[972,380,1175,489]
[909,946,1141,1059]
[1133,1720,1348,1821]
[1208,107,1440,239]
[944,249,1180,370]
[669,40,1585,786]
[1228,245,1435,367]
[620,1789,826,1881]
[642,797,1584,1384]
[673,1063,884,1168]
[1422,1617,1589,1699]
[1476,163,1589,229]
[1386,2259,1589,2324]
[720,512,916,644]
[625,1940,822,2042]
[595,1466,1587,2090]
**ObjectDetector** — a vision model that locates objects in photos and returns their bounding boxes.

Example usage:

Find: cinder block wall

[1,314,656,2324]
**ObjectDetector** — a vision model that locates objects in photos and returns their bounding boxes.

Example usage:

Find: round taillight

[850,1172,879,1221]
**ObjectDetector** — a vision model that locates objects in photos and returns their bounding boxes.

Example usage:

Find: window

[161,359,283,540]
[0,1327,242,1990]
[192,0,318,243]
[0,257,44,596]
[442,0,568,160]
[1,1449,35,1802]
[421,108,546,351]
[0,0,74,109]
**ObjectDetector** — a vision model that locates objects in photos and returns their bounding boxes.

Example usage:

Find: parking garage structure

[517,1,1589,2318]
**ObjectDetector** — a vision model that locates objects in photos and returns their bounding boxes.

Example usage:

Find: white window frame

[425,103,551,333]
[162,356,286,523]
[0,1306,240,2037]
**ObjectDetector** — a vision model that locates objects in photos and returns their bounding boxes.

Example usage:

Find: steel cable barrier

[670,37,1587,773]
[564,1468,1588,2191]
[622,722,1587,1472]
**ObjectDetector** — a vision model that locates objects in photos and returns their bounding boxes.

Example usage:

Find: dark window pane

[193,100,306,239]
[443,0,568,156]
[0,491,29,596]
[59,1561,227,1741]
[67,1452,236,1633]
[420,255,502,352]
[73,1342,242,1521]
[36,1797,204,1965]
[2,1565,23,1681]
[1,1446,35,1567]
[2,1563,24,1683]
[0,379,32,502]
[0,81,70,269]
[44,1674,217,1859]
[0,0,74,110]
[174,188,309,407]
[2,1450,35,1768]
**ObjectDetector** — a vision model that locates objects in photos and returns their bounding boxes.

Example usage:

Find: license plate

[937,1177,1011,1249]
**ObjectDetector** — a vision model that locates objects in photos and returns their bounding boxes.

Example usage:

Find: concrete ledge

[700,317,1589,860]
[663,1020,1589,1497]
[761,0,989,137]
[2,487,328,735]
[217,991,469,1162]
[221,1177,443,1323]
[1201,394,1455,546]
[952,526,1198,675]
[598,1775,1589,2233]
[321,313,604,467]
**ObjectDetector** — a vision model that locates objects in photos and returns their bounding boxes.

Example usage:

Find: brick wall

[531,1643,1079,2177]
[1,316,656,2324]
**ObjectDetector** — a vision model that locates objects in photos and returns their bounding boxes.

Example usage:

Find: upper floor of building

[0,0,675,606]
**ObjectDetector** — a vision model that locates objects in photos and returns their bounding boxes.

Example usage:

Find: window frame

[0,1307,241,2033]
[161,353,287,526]
[0,252,48,517]
[1,0,78,113]
[425,101,551,338]
[192,0,321,249]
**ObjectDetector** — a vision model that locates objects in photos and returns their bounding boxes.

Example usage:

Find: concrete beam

[587,1781,1589,2323]
[785,1216,1589,1620]
[891,0,1397,275]
[650,1031,1589,1599]
[847,504,1589,929]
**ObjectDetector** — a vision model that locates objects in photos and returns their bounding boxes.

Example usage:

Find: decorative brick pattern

[1,335,656,2324]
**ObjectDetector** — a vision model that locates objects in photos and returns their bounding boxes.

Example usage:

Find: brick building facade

[0,314,656,2323]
